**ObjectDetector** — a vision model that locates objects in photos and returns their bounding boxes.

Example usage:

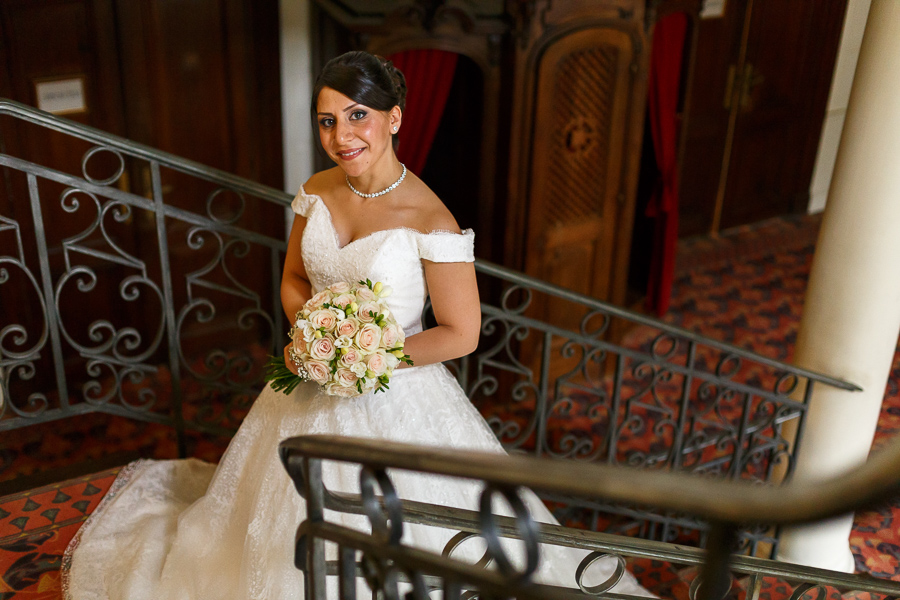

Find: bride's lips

[336,148,364,161]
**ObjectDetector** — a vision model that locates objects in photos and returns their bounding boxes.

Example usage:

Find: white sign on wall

[35,77,87,115]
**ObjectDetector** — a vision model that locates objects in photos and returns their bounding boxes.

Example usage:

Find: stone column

[778,0,900,572]
[775,0,900,572]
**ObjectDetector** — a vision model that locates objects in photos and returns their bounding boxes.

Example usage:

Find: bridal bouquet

[265,280,413,397]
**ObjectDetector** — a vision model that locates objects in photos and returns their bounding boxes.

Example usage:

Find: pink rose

[355,323,382,353]
[308,309,337,331]
[292,335,308,356]
[381,324,401,349]
[309,336,336,361]
[308,291,331,308]
[304,360,330,384]
[332,293,355,308]
[335,367,358,388]
[366,351,388,376]
[354,286,376,302]
[336,317,360,338]
[325,382,358,397]
[357,302,380,323]
[328,281,351,294]
[340,347,363,367]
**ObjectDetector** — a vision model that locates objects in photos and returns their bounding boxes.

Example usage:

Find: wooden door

[521,25,641,328]
[0,0,283,406]
[0,0,132,392]
[678,0,848,235]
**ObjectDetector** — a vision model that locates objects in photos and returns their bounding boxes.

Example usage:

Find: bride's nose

[336,121,353,142]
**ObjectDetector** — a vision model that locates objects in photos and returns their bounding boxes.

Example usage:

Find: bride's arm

[281,213,313,374]
[401,260,481,367]
[281,214,312,320]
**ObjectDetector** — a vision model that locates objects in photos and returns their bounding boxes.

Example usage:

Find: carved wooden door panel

[523,26,637,330]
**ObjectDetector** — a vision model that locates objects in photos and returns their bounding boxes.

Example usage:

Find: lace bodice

[292,187,474,336]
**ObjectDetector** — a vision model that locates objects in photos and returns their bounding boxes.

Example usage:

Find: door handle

[739,63,764,111]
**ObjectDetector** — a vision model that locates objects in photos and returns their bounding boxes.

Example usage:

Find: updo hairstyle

[311,51,407,152]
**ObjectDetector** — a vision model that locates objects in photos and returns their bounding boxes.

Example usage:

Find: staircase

[1,99,898,599]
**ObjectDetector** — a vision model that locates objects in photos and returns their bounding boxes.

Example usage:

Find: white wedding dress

[63,188,652,599]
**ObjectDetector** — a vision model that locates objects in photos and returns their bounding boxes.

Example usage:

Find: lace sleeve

[291,187,316,217]
[416,229,475,263]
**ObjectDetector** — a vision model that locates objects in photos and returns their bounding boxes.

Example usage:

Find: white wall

[279,0,315,236]
[808,0,873,214]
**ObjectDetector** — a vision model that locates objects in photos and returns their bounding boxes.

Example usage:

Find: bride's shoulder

[301,168,343,198]
[293,169,343,216]
[404,177,462,235]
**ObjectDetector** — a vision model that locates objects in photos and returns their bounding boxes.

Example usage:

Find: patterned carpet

[2,212,900,598]
[622,213,900,592]
[0,469,119,599]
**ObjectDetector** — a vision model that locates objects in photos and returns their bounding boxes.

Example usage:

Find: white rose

[335,368,358,388]
[308,336,336,361]
[300,321,317,342]
[377,302,391,319]
[325,382,358,397]
[334,335,353,349]
[355,323,382,353]
[357,302,380,323]
[328,281,351,293]
[336,317,360,338]
[366,351,388,376]
[385,353,401,370]
[350,362,368,377]
[304,360,330,384]
[340,347,363,367]
[332,293,355,309]
[308,309,337,332]
[309,290,332,308]
[381,324,400,349]
[354,286,376,302]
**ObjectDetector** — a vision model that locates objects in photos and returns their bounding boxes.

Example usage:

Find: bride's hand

[283,343,300,376]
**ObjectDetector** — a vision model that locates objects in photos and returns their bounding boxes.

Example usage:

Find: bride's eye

[350,110,367,120]
[319,117,335,128]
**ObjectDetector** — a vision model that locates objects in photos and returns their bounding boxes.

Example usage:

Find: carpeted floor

[623,212,900,585]
[2,212,899,598]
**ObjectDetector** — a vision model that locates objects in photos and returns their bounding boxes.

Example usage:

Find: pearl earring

[393,126,398,132]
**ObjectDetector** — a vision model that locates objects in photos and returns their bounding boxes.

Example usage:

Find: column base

[776,517,857,574]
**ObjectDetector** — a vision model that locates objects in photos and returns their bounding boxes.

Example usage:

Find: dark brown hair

[311,51,407,151]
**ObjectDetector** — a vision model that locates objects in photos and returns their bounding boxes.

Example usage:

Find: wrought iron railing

[0,99,860,553]
[280,434,900,600]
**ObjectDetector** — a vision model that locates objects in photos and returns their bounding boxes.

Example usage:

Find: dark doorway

[419,55,484,234]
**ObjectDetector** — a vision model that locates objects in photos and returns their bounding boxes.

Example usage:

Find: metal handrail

[473,260,860,392]
[0,96,859,394]
[0,99,292,205]
[283,434,900,526]
[280,434,900,599]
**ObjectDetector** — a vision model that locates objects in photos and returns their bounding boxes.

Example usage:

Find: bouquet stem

[264,356,306,395]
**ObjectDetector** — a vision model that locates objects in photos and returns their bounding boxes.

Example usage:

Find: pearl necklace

[346,163,407,198]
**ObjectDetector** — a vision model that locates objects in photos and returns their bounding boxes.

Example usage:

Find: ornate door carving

[523,27,638,330]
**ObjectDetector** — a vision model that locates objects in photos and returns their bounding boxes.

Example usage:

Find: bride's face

[316,87,401,177]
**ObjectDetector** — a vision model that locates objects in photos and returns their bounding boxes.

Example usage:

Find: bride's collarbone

[329,198,425,245]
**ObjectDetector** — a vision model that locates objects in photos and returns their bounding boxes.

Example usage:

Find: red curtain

[387,49,459,175]
[645,13,688,316]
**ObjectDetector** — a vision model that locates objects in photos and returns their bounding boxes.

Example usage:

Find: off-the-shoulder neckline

[298,185,473,251]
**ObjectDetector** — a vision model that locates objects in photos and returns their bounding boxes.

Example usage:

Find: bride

[63,51,650,599]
